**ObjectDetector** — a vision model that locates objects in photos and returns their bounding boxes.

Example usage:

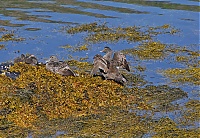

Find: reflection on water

[0,0,199,137]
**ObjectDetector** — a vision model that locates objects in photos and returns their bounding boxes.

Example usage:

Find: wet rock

[4,71,20,79]
[0,62,13,71]
[0,62,19,79]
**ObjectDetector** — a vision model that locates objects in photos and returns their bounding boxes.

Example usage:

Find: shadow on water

[0,0,199,137]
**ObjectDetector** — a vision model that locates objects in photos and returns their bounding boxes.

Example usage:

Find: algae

[65,23,178,44]
[152,117,199,138]
[0,33,25,42]
[61,44,89,52]
[0,44,5,50]
[0,61,193,137]
[163,67,200,85]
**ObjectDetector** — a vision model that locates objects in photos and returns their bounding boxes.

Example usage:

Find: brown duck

[91,54,127,85]
[100,47,130,72]
[46,56,76,76]
[14,54,38,65]
[101,60,127,85]
[90,54,109,75]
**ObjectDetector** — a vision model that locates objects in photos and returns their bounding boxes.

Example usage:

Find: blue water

[0,0,199,136]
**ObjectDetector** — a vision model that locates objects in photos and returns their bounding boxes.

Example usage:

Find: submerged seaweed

[163,67,200,85]
[65,22,178,44]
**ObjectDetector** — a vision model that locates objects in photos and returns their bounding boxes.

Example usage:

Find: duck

[46,55,76,76]
[90,54,109,76]
[91,54,127,85]
[14,54,38,65]
[100,47,130,72]
[113,51,130,72]
[101,60,127,85]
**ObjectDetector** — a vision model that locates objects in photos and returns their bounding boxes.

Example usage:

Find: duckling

[46,56,76,76]
[14,54,38,65]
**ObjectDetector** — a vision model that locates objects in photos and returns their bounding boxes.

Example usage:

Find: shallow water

[0,0,199,137]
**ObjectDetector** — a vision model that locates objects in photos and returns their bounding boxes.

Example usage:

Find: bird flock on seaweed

[0,47,130,85]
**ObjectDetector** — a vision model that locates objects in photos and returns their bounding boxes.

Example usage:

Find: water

[0,0,199,137]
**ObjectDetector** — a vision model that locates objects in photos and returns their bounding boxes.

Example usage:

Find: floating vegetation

[162,67,200,85]
[175,55,199,68]
[135,65,146,72]
[61,44,89,52]
[0,19,26,27]
[0,33,15,41]
[0,33,25,42]
[0,44,5,50]
[60,44,73,50]
[67,22,109,34]
[66,22,178,43]
[182,100,200,125]
[129,85,187,111]
[152,117,199,138]
[25,28,41,31]
[176,56,190,62]
[123,41,166,60]
[123,73,147,87]
[70,109,150,137]
[67,59,93,71]
[109,0,200,12]
[122,42,199,63]
[169,45,200,67]
[0,27,7,32]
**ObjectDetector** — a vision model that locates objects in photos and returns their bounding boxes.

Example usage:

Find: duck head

[100,47,112,53]
[46,55,59,63]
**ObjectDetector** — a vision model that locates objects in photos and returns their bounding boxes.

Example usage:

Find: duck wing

[105,60,127,85]
[59,66,76,76]
[91,54,109,75]
[113,52,130,72]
